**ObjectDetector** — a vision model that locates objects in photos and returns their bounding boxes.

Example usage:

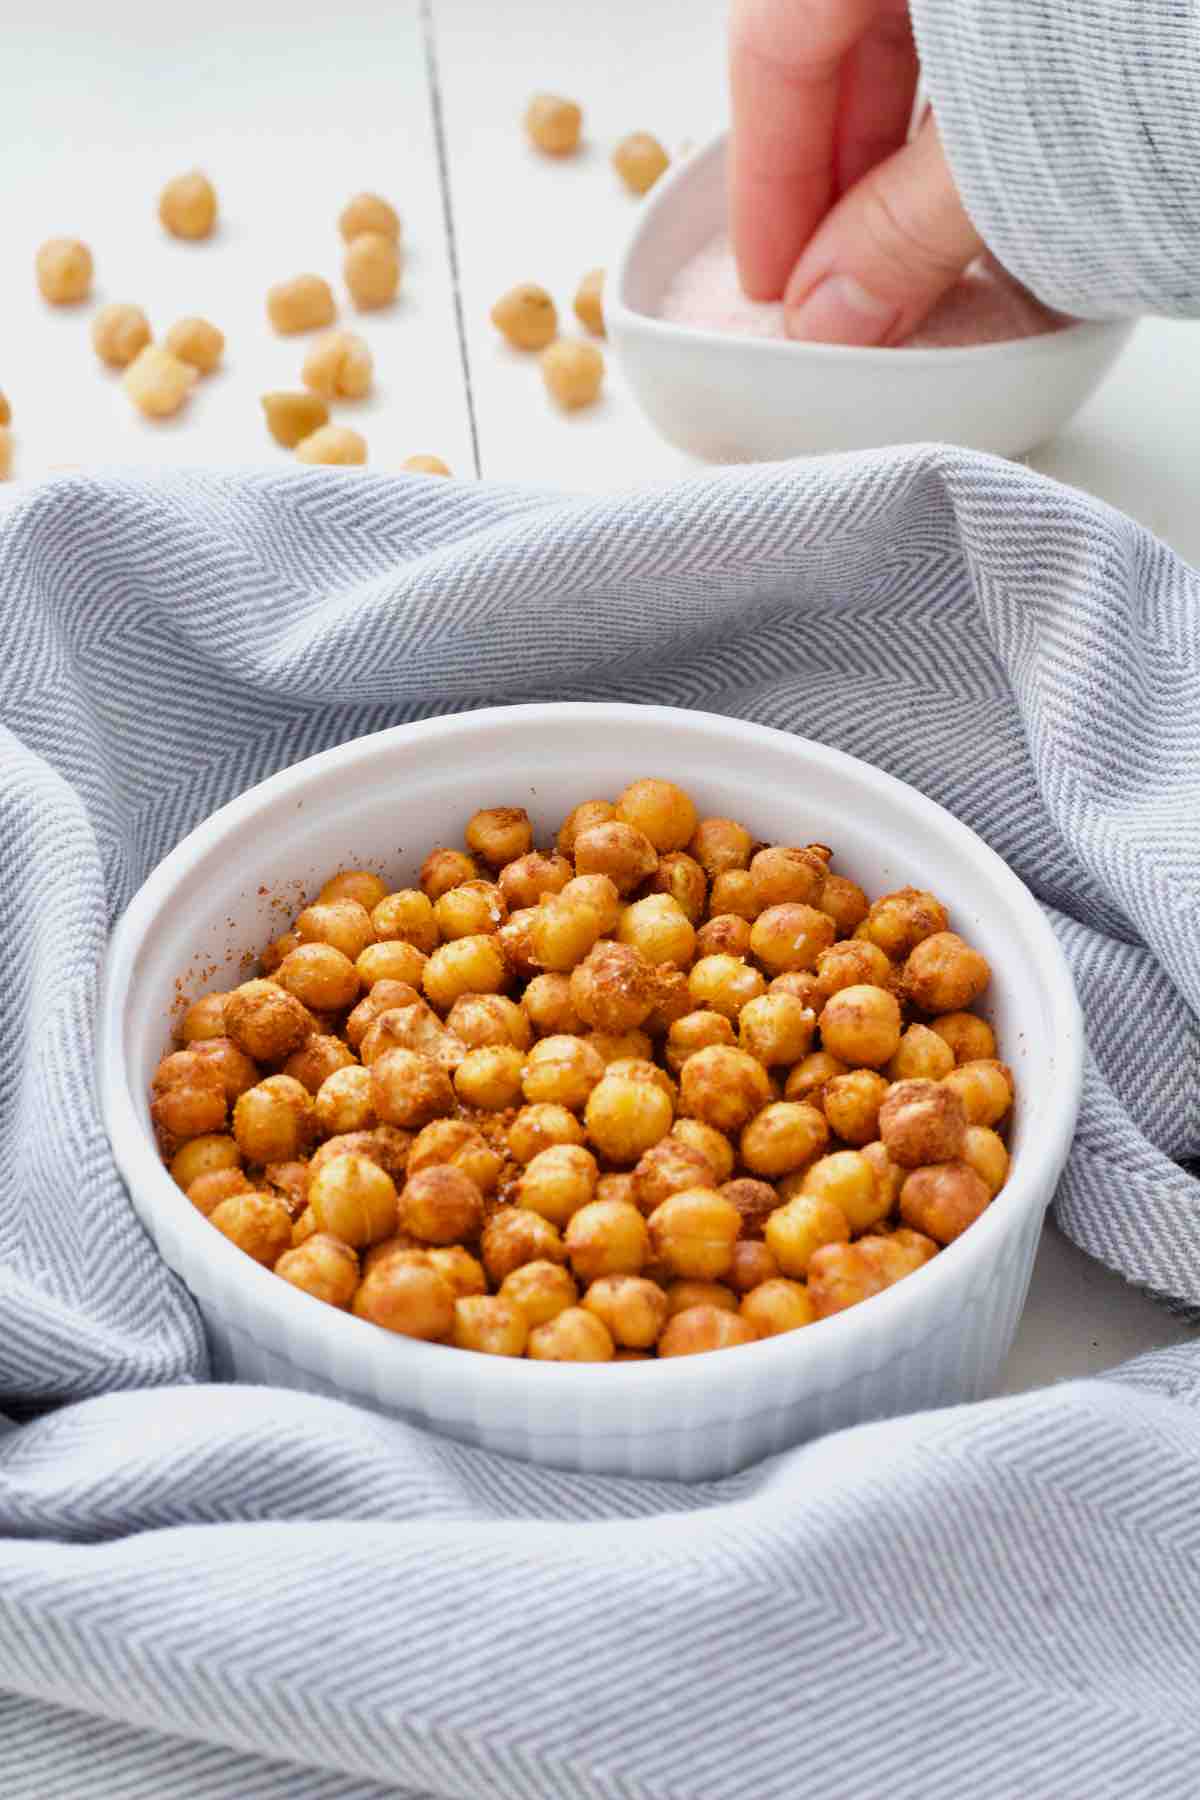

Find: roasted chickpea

[431,880,507,942]
[687,954,766,1020]
[189,1037,260,1101]
[819,874,870,936]
[407,1118,502,1194]
[353,1258,455,1339]
[570,941,656,1032]
[617,894,696,967]
[818,983,902,1067]
[678,1044,771,1134]
[582,1275,667,1347]
[783,1050,850,1106]
[801,1149,889,1232]
[573,820,658,894]
[264,1159,311,1215]
[345,231,402,309]
[519,1034,603,1111]
[500,1260,578,1327]
[528,1307,614,1361]
[589,1030,654,1065]
[644,967,692,1036]
[887,1023,955,1083]
[941,1060,1014,1128]
[481,1207,568,1284]
[465,806,533,869]
[491,283,558,350]
[288,903,371,967]
[495,908,539,980]
[360,1001,457,1071]
[903,932,990,1013]
[806,1241,889,1318]
[823,1069,889,1146]
[930,1012,997,1065]
[738,991,816,1067]
[633,1137,717,1214]
[749,846,827,909]
[419,849,477,903]
[224,979,313,1062]
[319,869,389,911]
[279,1034,354,1096]
[962,1125,1009,1196]
[814,939,893,1001]
[565,1198,650,1283]
[714,1180,773,1240]
[177,992,228,1042]
[664,1009,735,1073]
[648,1188,740,1280]
[508,1102,585,1162]
[585,1071,674,1163]
[527,894,602,972]
[517,1143,598,1227]
[694,914,752,959]
[370,1047,455,1129]
[612,131,669,195]
[524,91,583,153]
[210,1192,292,1266]
[727,1237,780,1293]
[556,799,615,858]
[595,1173,637,1206]
[878,1079,968,1168]
[671,1119,735,1184]
[765,1192,849,1278]
[749,903,836,976]
[664,1279,738,1318]
[612,777,697,852]
[771,970,824,1009]
[499,852,571,911]
[650,852,708,923]
[860,1140,903,1213]
[277,943,360,1012]
[453,1044,524,1110]
[311,1064,374,1135]
[867,1227,938,1283]
[372,889,440,952]
[709,870,761,920]
[398,1165,483,1244]
[274,1233,359,1307]
[900,1161,991,1244]
[423,936,509,1010]
[740,1101,828,1178]
[741,1278,815,1337]
[170,1133,241,1191]
[188,1167,253,1215]
[453,1295,528,1356]
[231,1074,311,1163]
[688,818,753,878]
[442,995,526,1054]
[310,1126,410,1184]
[345,982,420,1052]
[292,1204,318,1246]
[862,887,949,958]
[658,1306,758,1357]
[560,873,622,933]
[355,942,427,990]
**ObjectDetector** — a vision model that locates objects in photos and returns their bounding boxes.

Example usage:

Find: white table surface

[3,0,1195,1390]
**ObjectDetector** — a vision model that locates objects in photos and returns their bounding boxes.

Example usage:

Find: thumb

[784,111,982,345]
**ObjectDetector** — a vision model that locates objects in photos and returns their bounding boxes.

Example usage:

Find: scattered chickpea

[741,1278,815,1337]
[339,192,401,245]
[823,1069,889,1146]
[319,869,389,910]
[344,232,402,310]
[35,237,93,304]
[614,777,697,852]
[275,1233,359,1308]
[353,1257,456,1339]
[403,454,452,476]
[887,1023,955,1084]
[772,970,824,1009]
[596,1172,639,1207]
[0,427,10,480]
[453,1295,528,1356]
[465,805,532,868]
[233,1075,313,1164]
[408,1119,501,1195]
[267,275,337,335]
[900,1161,992,1245]
[930,1012,997,1065]
[941,1060,1014,1128]
[434,879,507,941]
[720,1178,779,1239]
[262,391,331,449]
[295,425,367,466]
[346,983,420,1053]
[658,1306,757,1357]
[560,873,622,933]
[307,1152,396,1245]
[524,93,582,155]
[210,1192,292,1266]
[310,1126,409,1184]
[806,1241,889,1318]
[423,935,509,1010]
[709,870,761,920]
[158,170,217,239]
[570,941,656,1033]
[815,939,893,1001]
[91,304,152,369]
[613,131,669,195]
[302,331,374,400]
[491,283,557,350]
[123,347,197,419]
[500,1260,578,1327]
[165,317,224,374]
[574,268,605,336]
[528,1307,614,1361]
[583,1275,667,1348]
[541,338,605,411]
[523,1034,606,1110]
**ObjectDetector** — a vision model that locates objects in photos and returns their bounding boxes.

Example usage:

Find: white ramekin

[98,704,1083,1481]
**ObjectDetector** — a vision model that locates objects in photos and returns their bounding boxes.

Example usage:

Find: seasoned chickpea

[528,1307,614,1361]
[344,232,402,309]
[671,1118,735,1183]
[522,972,582,1036]
[345,980,420,1051]
[170,1132,241,1191]
[277,943,360,1011]
[310,1126,410,1183]
[633,1137,717,1214]
[403,455,451,477]
[446,992,531,1050]
[648,1188,740,1280]
[617,894,696,967]
[613,777,697,852]
[741,1278,815,1337]
[687,954,766,1020]
[315,1065,376,1135]
[664,1279,738,1318]
[607,1056,675,1102]
[267,274,336,335]
[573,266,605,336]
[741,1101,828,1178]
[433,879,507,940]
[727,1237,779,1293]
[318,869,389,911]
[594,1173,637,1207]
[749,903,836,976]
[370,1047,455,1128]
[165,316,224,374]
[930,1011,997,1065]
[806,1241,889,1318]
[903,932,990,1014]
[541,338,605,410]
[264,1159,310,1215]
[35,237,93,303]
[151,1051,227,1139]
[524,894,596,972]
[353,1258,455,1339]
[292,1204,318,1246]
[867,1227,938,1284]
[581,1275,665,1347]
[772,970,824,1009]
[962,1125,1010,1196]
[658,1306,757,1357]
[453,1295,528,1356]
[159,170,217,239]
[261,391,330,447]
[765,1192,849,1278]
[565,1199,650,1283]
[91,303,152,369]
[644,967,692,1036]
[521,1034,605,1111]
[650,851,708,923]
[373,888,440,951]
[407,1118,502,1194]
[500,1260,578,1327]
[612,131,669,195]
[941,1059,1014,1127]
[783,1050,849,1106]
[823,1070,889,1146]
[860,1139,903,1214]
[398,1165,483,1244]
[188,1167,253,1216]
[749,846,827,909]
[738,991,816,1067]
[123,346,197,418]
[887,1022,955,1083]
[274,1233,359,1307]
[814,939,893,1001]
[339,191,401,244]
[499,852,571,910]
[568,941,655,1033]
[491,283,557,350]
[524,92,582,154]
[570,819,654,892]
[695,914,752,959]
[688,818,752,879]
[585,1071,674,1163]
[716,1179,775,1239]
[423,936,509,1010]
[818,983,901,1066]
[678,1044,771,1134]
[466,805,533,868]
[664,1009,735,1073]
[556,799,615,857]
[189,1036,260,1101]
[360,1001,457,1071]
[709,870,761,920]
[420,1245,488,1298]
[560,874,622,933]
[588,1031,653,1067]
[878,1079,967,1167]
[515,1143,597,1228]
[819,873,870,936]
[357,941,427,989]
[210,1192,292,1265]
[862,887,949,959]
[454,1044,525,1109]
[232,1074,313,1163]
[296,898,376,961]
[302,330,373,400]
[177,992,228,1042]
[801,1149,889,1232]
[900,1161,991,1244]
[508,1101,585,1162]
[295,425,367,466]
[481,1206,567,1284]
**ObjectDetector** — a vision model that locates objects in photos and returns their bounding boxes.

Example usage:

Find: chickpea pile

[154,777,1014,1364]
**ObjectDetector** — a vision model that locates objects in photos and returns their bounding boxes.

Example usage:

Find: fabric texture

[1,450,1198,1796]
[912,0,1200,318]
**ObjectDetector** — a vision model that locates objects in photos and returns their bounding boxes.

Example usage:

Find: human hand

[730,0,982,344]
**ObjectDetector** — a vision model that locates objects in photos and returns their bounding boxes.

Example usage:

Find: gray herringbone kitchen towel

[1,450,1199,1798]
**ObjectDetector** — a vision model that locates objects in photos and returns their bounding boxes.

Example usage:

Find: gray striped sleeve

[911,0,1200,317]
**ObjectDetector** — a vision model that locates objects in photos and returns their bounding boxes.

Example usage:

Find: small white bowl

[609,133,1134,462]
[98,704,1082,1481]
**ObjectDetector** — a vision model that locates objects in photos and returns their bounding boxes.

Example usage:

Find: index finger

[729,0,880,300]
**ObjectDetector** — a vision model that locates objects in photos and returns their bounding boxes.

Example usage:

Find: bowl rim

[610,130,1133,370]
[98,702,1084,1408]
